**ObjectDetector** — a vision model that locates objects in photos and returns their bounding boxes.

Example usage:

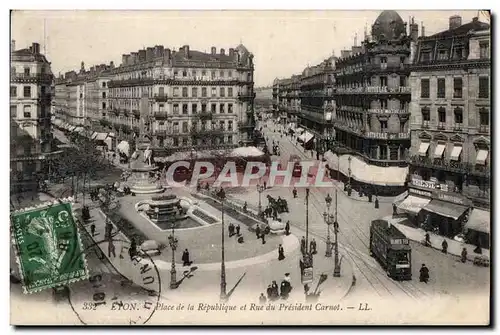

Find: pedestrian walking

[392,203,398,216]
[310,239,317,255]
[271,281,279,300]
[266,285,273,299]
[292,187,297,198]
[259,293,267,305]
[256,225,261,239]
[310,150,313,158]
[285,220,290,236]
[182,249,191,266]
[90,223,96,236]
[129,238,138,261]
[278,244,285,261]
[264,181,267,189]
[424,232,431,247]
[108,240,116,258]
[300,236,306,254]
[441,239,448,254]
[461,248,468,263]
[316,151,320,160]
[261,233,266,245]
[228,222,235,237]
[419,264,430,283]
[236,224,241,236]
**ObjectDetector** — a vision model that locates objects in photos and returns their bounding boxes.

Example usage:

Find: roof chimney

[154,45,164,58]
[229,48,234,57]
[211,47,216,55]
[138,49,146,62]
[146,47,154,61]
[220,48,225,55]
[183,45,190,58]
[122,54,128,66]
[32,42,40,54]
[449,15,462,30]
[110,61,115,68]
[421,22,425,37]
[11,40,15,51]
[130,52,138,64]
[164,48,171,61]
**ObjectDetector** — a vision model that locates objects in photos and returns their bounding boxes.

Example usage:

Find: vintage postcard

[9,9,491,325]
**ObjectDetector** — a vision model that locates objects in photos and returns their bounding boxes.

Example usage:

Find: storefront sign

[409,188,432,198]
[411,178,436,189]
[436,193,469,206]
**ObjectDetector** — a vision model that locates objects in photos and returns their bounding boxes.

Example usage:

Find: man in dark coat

[129,238,138,261]
[271,281,279,300]
[278,244,285,261]
[292,188,297,198]
[236,224,241,236]
[266,285,273,299]
[419,264,429,283]
[300,236,306,254]
[256,225,261,239]
[310,239,317,255]
[285,221,290,236]
[441,239,448,254]
[228,222,235,237]
[182,249,191,266]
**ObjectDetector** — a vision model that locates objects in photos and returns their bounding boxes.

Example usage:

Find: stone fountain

[127,93,164,195]
[128,141,164,194]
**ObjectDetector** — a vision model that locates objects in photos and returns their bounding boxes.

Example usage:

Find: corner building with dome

[330,10,419,194]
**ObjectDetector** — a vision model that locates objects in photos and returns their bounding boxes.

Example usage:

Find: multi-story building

[329,10,415,193]
[276,75,301,129]
[272,79,280,118]
[10,41,58,193]
[404,15,490,244]
[58,44,255,156]
[299,56,336,152]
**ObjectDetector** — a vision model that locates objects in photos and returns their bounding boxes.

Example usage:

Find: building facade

[56,44,255,155]
[406,15,490,241]
[299,57,336,152]
[333,11,415,169]
[10,41,57,193]
[275,75,301,129]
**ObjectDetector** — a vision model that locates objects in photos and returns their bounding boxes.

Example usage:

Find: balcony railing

[421,120,430,129]
[197,112,213,120]
[478,125,490,134]
[437,122,446,130]
[154,94,169,102]
[453,123,463,131]
[336,86,411,94]
[238,121,255,129]
[153,111,169,119]
[237,92,256,100]
[367,108,410,115]
[11,73,54,83]
[409,155,490,177]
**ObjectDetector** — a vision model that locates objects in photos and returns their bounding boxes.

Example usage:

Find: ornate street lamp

[257,184,265,215]
[323,193,333,258]
[167,223,179,289]
[216,188,227,301]
[333,190,341,277]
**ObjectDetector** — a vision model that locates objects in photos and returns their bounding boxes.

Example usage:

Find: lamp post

[257,184,265,215]
[167,224,179,289]
[347,156,352,196]
[333,189,341,277]
[217,188,227,301]
[323,193,333,257]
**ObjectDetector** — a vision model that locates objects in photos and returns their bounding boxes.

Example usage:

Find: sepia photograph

[8,8,491,326]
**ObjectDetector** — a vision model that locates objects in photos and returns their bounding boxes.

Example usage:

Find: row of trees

[52,136,111,203]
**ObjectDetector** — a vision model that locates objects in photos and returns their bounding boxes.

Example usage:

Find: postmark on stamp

[10,199,89,294]
[68,239,162,325]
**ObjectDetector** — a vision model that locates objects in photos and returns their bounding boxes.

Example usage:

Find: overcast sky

[11,10,486,87]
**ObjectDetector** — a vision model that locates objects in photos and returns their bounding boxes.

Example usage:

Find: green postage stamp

[10,200,89,294]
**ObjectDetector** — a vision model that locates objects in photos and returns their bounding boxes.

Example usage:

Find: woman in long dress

[278,244,285,261]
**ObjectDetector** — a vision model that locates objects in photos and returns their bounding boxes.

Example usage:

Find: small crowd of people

[228,222,244,244]
[260,273,293,303]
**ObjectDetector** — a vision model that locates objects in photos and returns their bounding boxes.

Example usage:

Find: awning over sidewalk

[295,127,305,135]
[298,131,314,144]
[95,133,108,141]
[397,195,431,215]
[476,149,489,165]
[433,143,446,159]
[465,208,490,234]
[450,145,463,161]
[323,151,408,186]
[418,142,430,156]
[393,191,409,205]
[423,199,469,220]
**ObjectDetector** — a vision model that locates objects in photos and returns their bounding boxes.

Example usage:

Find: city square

[9,9,490,325]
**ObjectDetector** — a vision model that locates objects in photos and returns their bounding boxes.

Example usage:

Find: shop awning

[91,132,98,140]
[393,191,409,205]
[95,133,108,141]
[295,127,305,135]
[230,146,264,157]
[433,144,446,159]
[323,150,338,170]
[299,131,314,144]
[450,146,463,161]
[423,199,469,220]
[476,149,489,165]
[397,195,431,215]
[465,208,490,234]
[418,142,430,156]
[116,140,130,157]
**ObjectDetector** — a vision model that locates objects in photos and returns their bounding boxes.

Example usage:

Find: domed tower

[371,10,407,42]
